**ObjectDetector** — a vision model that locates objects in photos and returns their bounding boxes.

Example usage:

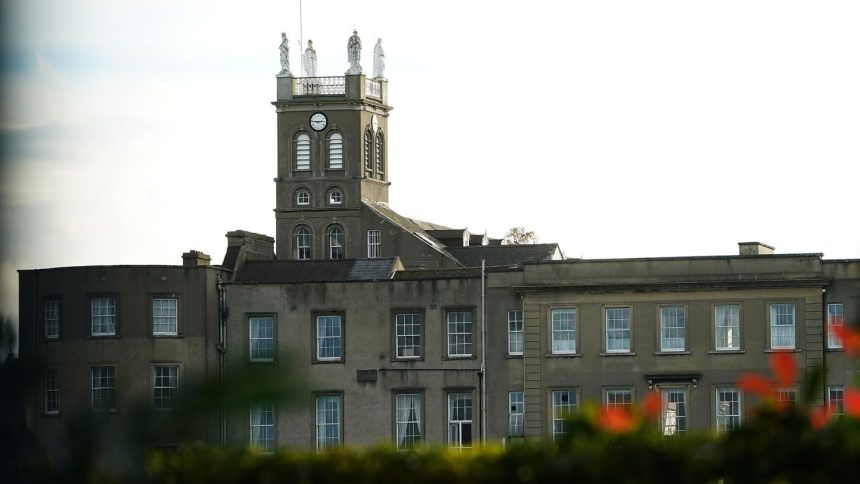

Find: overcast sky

[2,0,859,321]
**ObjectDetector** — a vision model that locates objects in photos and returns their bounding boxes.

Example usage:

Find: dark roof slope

[446,244,562,268]
[392,268,483,280]
[221,245,240,270]
[235,258,401,283]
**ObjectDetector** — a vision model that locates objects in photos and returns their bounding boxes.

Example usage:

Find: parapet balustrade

[293,77,346,96]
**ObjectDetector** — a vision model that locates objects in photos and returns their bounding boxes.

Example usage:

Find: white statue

[373,38,385,79]
[303,40,317,77]
[278,32,291,76]
[346,30,362,75]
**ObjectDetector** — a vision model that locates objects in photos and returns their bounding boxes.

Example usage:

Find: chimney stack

[182,250,211,267]
[738,242,775,256]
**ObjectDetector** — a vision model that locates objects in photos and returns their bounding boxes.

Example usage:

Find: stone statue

[303,40,317,77]
[278,32,291,76]
[346,30,362,75]
[373,38,385,79]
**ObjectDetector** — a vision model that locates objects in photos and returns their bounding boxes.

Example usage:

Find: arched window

[328,225,344,260]
[296,133,311,171]
[329,188,343,206]
[375,131,384,175]
[295,226,311,260]
[364,128,373,173]
[296,189,311,207]
[328,132,343,169]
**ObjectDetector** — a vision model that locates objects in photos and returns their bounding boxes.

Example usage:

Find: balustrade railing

[365,79,382,99]
[293,77,345,96]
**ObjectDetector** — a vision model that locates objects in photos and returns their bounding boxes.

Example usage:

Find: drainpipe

[216,273,228,447]
[480,259,487,444]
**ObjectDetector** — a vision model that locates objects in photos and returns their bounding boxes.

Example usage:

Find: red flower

[599,407,637,434]
[738,374,775,398]
[845,388,860,418]
[809,406,831,430]
[832,324,860,356]
[642,391,661,421]
[771,351,796,386]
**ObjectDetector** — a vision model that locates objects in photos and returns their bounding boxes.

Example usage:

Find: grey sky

[2,0,859,324]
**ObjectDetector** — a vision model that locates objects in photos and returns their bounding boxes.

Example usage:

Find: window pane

[828,385,844,415]
[295,227,311,260]
[715,304,740,350]
[770,304,795,349]
[153,298,178,335]
[605,389,632,409]
[44,368,60,414]
[91,298,116,336]
[316,395,341,450]
[44,300,60,339]
[662,388,687,435]
[605,307,630,352]
[91,366,116,411]
[660,306,685,352]
[395,393,422,449]
[249,317,274,361]
[448,392,473,448]
[153,365,179,410]
[508,310,523,355]
[551,309,576,354]
[250,402,275,452]
[552,390,576,440]
[716,387,741,433]
[395,313,421,358]
[447,312,472,357]
[367,230,381,258]
[296,134,310,170]
[317,315,342,360]
[508,391,524,437]
[827,303,844,349]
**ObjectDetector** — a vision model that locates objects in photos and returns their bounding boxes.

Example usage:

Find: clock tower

[273,56,391,261]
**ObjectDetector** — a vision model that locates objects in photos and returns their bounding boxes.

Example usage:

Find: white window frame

[364,129,373,172]
[44,368,60,415]
[507,310,523,356]
[715,387,741,433]
[776,386,797,408]
[604,388,633,409]
[661,387,688,436]
[367,230,381,258]
[395,393,422,449]
[328,225,344,260]
[295,133,310,171]
[605,306,631,353]
[659,306,686,352]
[714,304,740,351]
[375,131,384,174]
[508,391,524,437]
[296,189,310,206]
[316,315,342,361]
[316,394,342,450]
[446,311,473,357]
[152,365,179,410]
[91,297,116,336]
[828,385,844,415]
[551,389,576,440]
[250,402,275,452]
[447,392,473,449]
[328,189,343,206]
[152,298,178,336]
[249,316,274,362]
[395,313,421,359]
[328,132,343,169]
[827,303,844,349]
[769,303,796,349]
[551,308,576,354]
[91,366,116,412]
[44,300,59,339]
[295,226,311,260]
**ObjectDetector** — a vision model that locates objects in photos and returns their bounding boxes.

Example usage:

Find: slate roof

[391,268,483,280]
[362,201,464,266]
[446,244,563,268]
[234,258,401,284]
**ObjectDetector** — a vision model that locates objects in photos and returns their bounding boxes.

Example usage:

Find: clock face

[310,112,328,131]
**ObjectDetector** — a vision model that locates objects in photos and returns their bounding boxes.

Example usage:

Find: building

[17,33,860,457]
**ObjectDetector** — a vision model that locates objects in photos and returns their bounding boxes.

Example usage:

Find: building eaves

[446,244,562,268]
